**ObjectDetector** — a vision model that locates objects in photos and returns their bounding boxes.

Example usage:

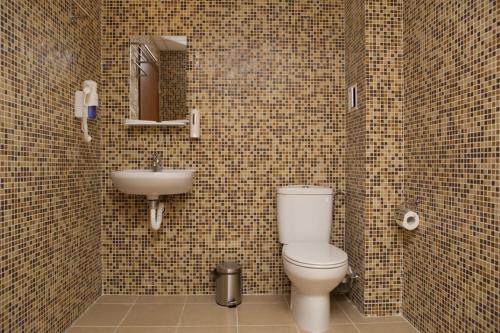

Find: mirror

[129,36,187,122]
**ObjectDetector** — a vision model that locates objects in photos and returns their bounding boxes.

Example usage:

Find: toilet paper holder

[402,197,420,208]
[396,197,421,231]
[399,197,421,218]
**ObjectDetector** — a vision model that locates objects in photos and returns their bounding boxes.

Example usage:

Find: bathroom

[0,0,498,332]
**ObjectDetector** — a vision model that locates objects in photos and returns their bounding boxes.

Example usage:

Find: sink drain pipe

[149,200,165,230]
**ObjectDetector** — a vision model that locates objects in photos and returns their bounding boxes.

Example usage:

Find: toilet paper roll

[396,207,419,230]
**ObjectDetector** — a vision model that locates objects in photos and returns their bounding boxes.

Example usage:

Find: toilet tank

[277,186,333,244]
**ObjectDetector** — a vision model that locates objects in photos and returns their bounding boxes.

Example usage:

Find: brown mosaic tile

[160,51,188,121]
[2,1,497,332]
[402,1,499,332]
[100,0,346,295]
[0,0,102,332]
[344,0,404,316]
[363,0,404,316]
[344,0,367,314]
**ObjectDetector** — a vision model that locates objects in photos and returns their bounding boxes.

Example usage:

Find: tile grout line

[238,325,299,327]
[70,295,418,332]
[338,295,416,331]
[174,300,187,333]
[112,296,138,333]
[336,297,361,333]
[72,294,419,332]
[67,294,104,331]
[236,306,239,333]
[282,294,301,333]
[401,314,422,333]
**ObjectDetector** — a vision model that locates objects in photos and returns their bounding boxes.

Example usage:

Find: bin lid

[216,262,241,274]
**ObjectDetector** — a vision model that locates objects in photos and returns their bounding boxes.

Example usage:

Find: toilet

[277,186,348,333]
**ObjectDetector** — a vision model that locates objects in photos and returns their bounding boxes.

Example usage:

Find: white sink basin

[111,169,194,200]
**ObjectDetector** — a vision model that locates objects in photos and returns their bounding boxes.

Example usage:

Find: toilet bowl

[277,185,349,333]
[283,243,348,333]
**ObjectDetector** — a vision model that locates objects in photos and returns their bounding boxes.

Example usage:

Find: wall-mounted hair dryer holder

[74,80,98,143]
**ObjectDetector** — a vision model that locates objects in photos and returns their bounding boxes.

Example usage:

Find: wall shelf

[124,119,189,127]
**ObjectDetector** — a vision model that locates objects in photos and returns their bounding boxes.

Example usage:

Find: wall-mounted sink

[110,169,194,200]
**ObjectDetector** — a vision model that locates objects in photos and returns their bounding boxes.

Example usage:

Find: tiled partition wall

[363,0,404,316]
[403,1,499,332]
[344,0,403,316]
[0,0,102,332]
[101,0,345,295]
[344,0,367,313]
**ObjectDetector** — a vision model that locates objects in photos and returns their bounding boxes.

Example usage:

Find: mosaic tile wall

[402,0,499,332]
[363,0,404,316]
[160,51,188,121]
[344,0,403,316]
[344,0,367,313]
[0,0,101,332]
[101,0,345,295]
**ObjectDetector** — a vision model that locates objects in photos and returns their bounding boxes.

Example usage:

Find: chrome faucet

[151,152,162,172]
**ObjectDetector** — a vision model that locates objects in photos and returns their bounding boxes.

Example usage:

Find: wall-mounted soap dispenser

[75,80,98,142]
[190,108,200,139]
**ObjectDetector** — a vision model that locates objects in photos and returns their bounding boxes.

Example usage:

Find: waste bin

[214,262,242,307]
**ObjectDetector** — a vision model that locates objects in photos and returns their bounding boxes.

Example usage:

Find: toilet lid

[283,243,348,268]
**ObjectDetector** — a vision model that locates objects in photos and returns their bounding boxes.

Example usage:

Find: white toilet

[277,186,348,333]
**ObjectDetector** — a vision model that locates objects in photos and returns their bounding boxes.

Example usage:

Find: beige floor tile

[180,304,237,326]
[74,304,132,326]
[240,325,298,333]
[357,322,419,333]
[326,325,359,333]
[136,295,187,304]
[331,295,354,308]
[68,328,116,333]
[97,295,138,304]
[121,304,183,326]
[238,303,294,325]
[242,295,286,304]
[177,327,237,333]
[339,301,405,324]
[185,295,215,303]
[331,294,353,307]
[300,324,359,333]
[330,303,352,325]
[115,328,176,333]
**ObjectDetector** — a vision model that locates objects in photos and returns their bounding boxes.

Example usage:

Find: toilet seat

[283,243,347,269]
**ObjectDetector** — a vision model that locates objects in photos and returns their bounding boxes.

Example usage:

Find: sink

[111,169,194,200]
